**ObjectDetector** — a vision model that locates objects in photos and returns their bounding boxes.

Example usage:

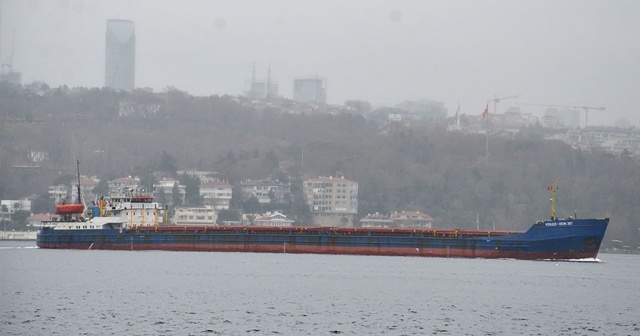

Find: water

[1,241,639,335]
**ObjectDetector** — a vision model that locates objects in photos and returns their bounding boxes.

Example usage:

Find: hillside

[1,82,639,244]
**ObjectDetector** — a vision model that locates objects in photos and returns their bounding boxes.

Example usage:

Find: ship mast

[549,176,558,221]
[76,160,83,205]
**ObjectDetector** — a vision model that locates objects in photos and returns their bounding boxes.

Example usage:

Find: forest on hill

[1,82,639,245]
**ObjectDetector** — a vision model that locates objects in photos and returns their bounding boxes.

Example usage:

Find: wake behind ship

[37,176,609,260]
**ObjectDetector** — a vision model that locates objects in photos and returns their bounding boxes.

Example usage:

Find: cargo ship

[37,175,609,260]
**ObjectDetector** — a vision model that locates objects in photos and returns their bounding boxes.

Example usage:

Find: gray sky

[2,0,639,126]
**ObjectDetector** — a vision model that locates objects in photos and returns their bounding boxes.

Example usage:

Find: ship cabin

[49,216,125,230]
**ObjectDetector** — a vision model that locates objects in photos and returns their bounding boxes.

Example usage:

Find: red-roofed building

[390,211,433,228]
[360,213,393,228]
[253,211,294,227]
[26,214,59,228]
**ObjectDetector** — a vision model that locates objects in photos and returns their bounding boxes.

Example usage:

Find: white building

[200,181,233,210]
[303,176,358,227]
[0,199,32,213]
[293,76,327,104]
[174,206,217,225]
[108,177,140,196]
[48,184,70,204]
[238,179,291,204]
[153,177,186,205]
[253,211,294,227]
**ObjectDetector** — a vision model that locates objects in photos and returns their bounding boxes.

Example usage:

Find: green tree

[243,196,262,214]
[92,178,109,196]
[156,188,167,205]
[264,150,279,171]
[159,150,178,174]
[172,182,182,206]
[217,209,240,224]
[31,193,52,214]
[11,210,31,229]
[180,174,201,206]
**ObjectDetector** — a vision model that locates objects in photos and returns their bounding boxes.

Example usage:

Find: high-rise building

[293,76,327,104]
[105,19,135,90]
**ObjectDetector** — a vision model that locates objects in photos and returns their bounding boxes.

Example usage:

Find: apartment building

[200,181,233,210]
[303,176,358,227]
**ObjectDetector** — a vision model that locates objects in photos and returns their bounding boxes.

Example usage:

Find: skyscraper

[105,19,135,90]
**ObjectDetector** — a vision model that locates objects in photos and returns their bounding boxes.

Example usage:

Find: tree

[92,178,109,196]
[180,174,202,206]
[11,210,31,229]
[156,188,167,205]
[31,193,52,214]
[243,196,262,214]
[159,150,178,174]
[217,209,240,224]
[172,182,182,206]
[344,100,372,115]
[264,150,279,171]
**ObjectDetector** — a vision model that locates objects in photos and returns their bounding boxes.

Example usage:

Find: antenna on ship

[549,176,558,221]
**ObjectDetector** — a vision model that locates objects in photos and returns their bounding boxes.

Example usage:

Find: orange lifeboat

[55,203,85,214]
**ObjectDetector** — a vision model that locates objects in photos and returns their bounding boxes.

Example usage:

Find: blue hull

[37,218,608,260]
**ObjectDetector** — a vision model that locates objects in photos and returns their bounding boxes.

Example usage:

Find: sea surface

[1,240,639,336]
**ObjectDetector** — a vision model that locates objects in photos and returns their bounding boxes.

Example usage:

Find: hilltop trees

[0,83,639,243]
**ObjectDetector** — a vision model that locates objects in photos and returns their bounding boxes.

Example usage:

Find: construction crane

[490,94,520,115]
[517,103,605,129]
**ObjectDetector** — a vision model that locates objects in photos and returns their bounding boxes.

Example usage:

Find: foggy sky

[2,0,639,126]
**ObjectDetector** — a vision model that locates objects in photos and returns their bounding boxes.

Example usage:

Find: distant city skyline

[2,1,639,127]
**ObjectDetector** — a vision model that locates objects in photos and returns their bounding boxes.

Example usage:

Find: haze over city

[2,0,639,126]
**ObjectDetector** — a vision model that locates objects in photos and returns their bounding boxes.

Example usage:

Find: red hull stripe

[38,243,597,260]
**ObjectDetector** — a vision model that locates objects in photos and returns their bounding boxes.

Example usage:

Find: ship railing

[129,225,522,238]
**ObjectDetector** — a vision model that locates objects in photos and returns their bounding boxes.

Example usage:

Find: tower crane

[490,94,520,115]
[517,103,605,129]
[518,102,606,145]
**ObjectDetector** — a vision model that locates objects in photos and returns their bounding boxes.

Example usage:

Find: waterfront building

[173,206,217,225]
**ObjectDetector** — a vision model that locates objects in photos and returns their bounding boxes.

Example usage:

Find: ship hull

[37,218,608,260]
